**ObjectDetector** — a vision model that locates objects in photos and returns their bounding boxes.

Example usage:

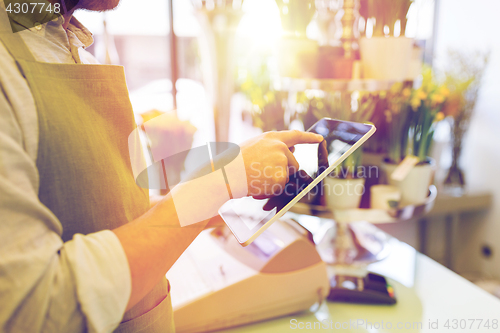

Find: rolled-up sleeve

[0,43,131,333]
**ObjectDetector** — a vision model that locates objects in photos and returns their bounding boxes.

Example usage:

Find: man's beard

[63,0,121,12]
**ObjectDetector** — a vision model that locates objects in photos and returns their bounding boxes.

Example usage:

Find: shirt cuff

[63,230,131,333]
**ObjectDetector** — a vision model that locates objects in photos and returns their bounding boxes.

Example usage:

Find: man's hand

[240,130,323,198]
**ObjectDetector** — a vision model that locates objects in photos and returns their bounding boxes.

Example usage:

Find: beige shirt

[0,5,131,333]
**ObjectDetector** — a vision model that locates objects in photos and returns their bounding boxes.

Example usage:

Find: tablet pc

[219,118,376,246]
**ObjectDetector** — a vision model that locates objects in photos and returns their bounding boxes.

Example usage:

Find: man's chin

[65,0,121,12]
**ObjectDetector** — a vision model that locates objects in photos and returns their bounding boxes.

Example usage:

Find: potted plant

[297,91,376,209]
[239,65,287,132]
[249,93,287,132]
[382,68,448,205]
[275,0,318,78]
[358,0,414,80]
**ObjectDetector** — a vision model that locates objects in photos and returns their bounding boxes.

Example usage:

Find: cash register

[166,219,330,333]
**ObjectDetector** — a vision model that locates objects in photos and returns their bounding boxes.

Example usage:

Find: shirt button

[34,22,42,31]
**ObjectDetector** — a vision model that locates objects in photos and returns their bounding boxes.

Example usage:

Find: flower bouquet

[442,50,489,195]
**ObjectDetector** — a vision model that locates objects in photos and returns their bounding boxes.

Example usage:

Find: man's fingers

[273,130,324,147]
[283,147,299,174]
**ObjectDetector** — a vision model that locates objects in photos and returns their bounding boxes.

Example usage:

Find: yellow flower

[420,66,434,89]
[435,112,445,122]
[417,90,427,100]
[390,83,402,94]
[241,81,252,91]
[402,88,411,98]
[431,94,445,104]
[411,96,421,110]
[439,86,450,97]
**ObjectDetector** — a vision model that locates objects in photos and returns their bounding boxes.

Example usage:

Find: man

[0,0,323,332]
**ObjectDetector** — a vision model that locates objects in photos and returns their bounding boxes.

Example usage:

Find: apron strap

[0,6,37,61]
[0,31,36,62]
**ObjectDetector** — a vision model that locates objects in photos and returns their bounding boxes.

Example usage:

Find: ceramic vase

[324,177,366,210]
[381,158,435,206]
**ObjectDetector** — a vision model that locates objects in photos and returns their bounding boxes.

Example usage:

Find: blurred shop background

[75,0,500,295]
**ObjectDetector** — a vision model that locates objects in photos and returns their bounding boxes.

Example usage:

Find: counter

[221,237,500,333]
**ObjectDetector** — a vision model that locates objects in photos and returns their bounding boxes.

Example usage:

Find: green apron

[0,25,175,333]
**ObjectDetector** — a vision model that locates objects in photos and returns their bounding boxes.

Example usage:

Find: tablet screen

[219,119,374,244]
